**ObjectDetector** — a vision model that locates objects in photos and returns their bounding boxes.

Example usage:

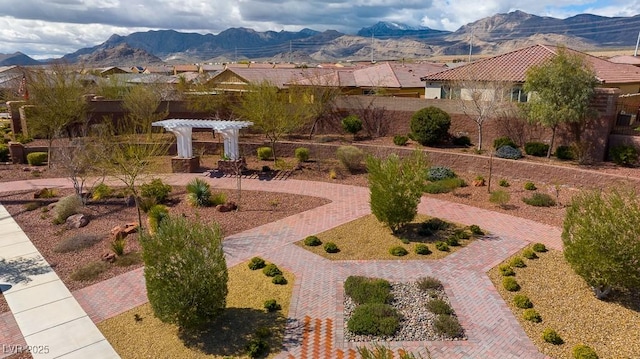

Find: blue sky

[0,0,638,59]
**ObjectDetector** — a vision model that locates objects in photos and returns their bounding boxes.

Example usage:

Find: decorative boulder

[101,252,116,263]
[65,213,90,229]
[123,222,138,235]
[217,202,238,212]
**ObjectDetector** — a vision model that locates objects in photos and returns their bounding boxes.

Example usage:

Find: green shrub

[248,257,266,270]
[0,144,9,162]
[421,217,450,234]
[140,178,172,203]
[71,261,110,281]
[324,242,339,253]
[54,194,82,224]
[609,144,638,166]
[523,193,556,207]
[342,114,363,137]
[92,183,114,201]
[26,152,47,166]
[294,147,310,162]
[495,145,522,159]
[573,344,599,359]
[344,276,392,305]
[257,146,273,160]
[263,299,281,312]
[414,244,431,255]
[522,248,538,259]
[532,243,547,252]
[347,303,400,336]
[262,264,282,277]
[424,177,466,194]
[272,275,288,285]
[524,142,550,157]
[24,202,40,211]
[445,236,460,246]
[147,204,169,234]
[393,135,408,146]
[435,241,449,252]
[54,234,103,253]
[493,136,517,150]
[502,277,521,291]
[524,182,537,191]
[210,192,227,206]
[426,299,453,315]
[555,145,575,160]
[523,308,542,323]
[336,145,364,172]
[138,196,157,213]
[498,178,510,187]
[513,294,533,309]
[498,264,515,276]
[114,252,143,267]
[433,314,463,338]
[410,106,451,146]
[452,135,472,147]
[417,277,442,291]
[509,257,526,268]
[489,190,511,208]
[304,235,322,246]
[185,178,211,207]
[426,166,456,182]
[389,246,408,256]
[542,328,564,345]
[254,327,272,339]
[469,225,484,235]
[111,237,126,256]
[245,338,269,358]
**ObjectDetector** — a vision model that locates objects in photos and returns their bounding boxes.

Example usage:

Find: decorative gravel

[344,281,466,342]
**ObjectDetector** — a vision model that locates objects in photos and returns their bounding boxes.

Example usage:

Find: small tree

[122,84,169,138]
[410,107,451,146]
[366,150,428,234]
[342,114,363,140]
[562,188,640,299]
[141,215,228,331]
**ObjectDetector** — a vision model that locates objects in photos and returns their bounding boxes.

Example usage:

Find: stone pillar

[6,101,25,135]
[171,156,200,173]
[168,126,193,158]
[8,142,25,164]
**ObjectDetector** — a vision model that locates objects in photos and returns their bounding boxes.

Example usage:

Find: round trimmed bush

[426,299,453,315]
[498,178,510,187]
[294,147,310,162]
[342,115,363,137]
[0,144,9,162]
[573,344,599,359]
[445,236,460,247]
[523,193,556,207]
[272,275,288,285]
[427,166,456,182]
[502,277,521,292]
[495,145,522,160]
[513,294,533,309]
[26,152,48,166]
[344,276,392,305]
[522,248,538,259]
[263,299,281,312]
[393,135,408,146]
[524,142,550,157]
[493,136,517,150]
[336,145,364,172]
[509,257,526,268]
[256,146,272,160]
[555,145,575,160]
[523,308,542,323]
[303,235,322,246]
[532,243,547,253]
[452,135,472,147]
[415,243,431,255]
[542,328,564,345]
[524,182,537,191]
[245,338,269,358]
[469,224,483,235]
[347,303,400,336]
[410,106,451,146]
[389,246,408,256]
[499,264,515,276]
[433,314,463,338]
[324,242,339,253]
[248,257,266,270]
[609,144,638,167]
[435,241,449,252]
[140,178,172,203]
[262,263,282,277]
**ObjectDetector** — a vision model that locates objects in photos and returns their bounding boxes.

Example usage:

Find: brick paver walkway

[0,174,561,358]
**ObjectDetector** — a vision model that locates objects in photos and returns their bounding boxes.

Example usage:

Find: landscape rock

[101,252,116,263]
[217,202,237,212]
[65,213,90,229]
[123,222,138,235]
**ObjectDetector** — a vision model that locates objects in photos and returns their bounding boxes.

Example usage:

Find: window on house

[510,87,528,102]
[440,86,461,99]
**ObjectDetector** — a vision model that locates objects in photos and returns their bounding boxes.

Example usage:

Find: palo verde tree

[366,150,428,234]
[141,215,228,331]
[122,84,169,137]
[523,47,599,158]
[562,188,640,299]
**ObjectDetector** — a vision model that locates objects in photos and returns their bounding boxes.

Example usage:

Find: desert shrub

[532,243,547,252]
[417,277,442,291]
[433,314,463,338]
[140,178,172,203]
[423,177,465,194]
[257,146,273,160]
[54,233,103,253]
[272,275,288,285]
[498,178,510,187]
[495,145,522,159]
[454,229,470,239]
[114,252,143,267]
[493,136,517,150]
[524,182,537,191]
[35,188,56,199]
[573,344,599,359]
[71,261,110,281]
[522,248,538,259]
[262,263,282,277]
[469,225,484,235]
[499,264,515,276]
[523,309,542,323]
[111,237,126,256]
[24,202,40,211]
[542,328,564,345]
[92,183,114,201]
[426,166,456,182]
[555,145,575,160]
[185,178,211,207]
[342,114,363,138]
[336,145,364,172]
[489,190,511,208]
[141,216,228,330]
[26,152,47,166]
[445,236,460,247]
[410,106,451,146]
[0,144,9,162]
[393,135,408,146]
[324,242,339,253]
[248,257,266,270]
[426,299,453,315]
[147,204,169,235]
[452,135,472,147]
[303,235,322,246]
[523,193,556,207]
[294,147,310,162]
[138,196,157,213]
[414,244,431,255]
[245,338,269,358]
[389,246,408,256]
[524,142,550,157]
[54,194,82,224]
[435,241,449,252]
[210,192,227,206]
[609,144,638,167]
[509,257,526,268]
[263,299,281,312]
[513,294,533,309]
[502,277,521,291]
[344,276,392,305]
[347,303,400,336]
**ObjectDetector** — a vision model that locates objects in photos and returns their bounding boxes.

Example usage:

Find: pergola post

[219,128,240,160]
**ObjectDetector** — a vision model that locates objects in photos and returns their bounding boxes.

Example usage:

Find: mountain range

[3,10,640,67]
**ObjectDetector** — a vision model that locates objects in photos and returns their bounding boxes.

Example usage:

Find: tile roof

[217,68,335,88]
[421,44,640,85]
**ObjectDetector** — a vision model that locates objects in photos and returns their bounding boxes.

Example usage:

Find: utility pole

[289,40,292,64]
[371,32,375,63]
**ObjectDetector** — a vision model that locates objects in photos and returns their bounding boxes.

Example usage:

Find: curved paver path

[0,174,561,358]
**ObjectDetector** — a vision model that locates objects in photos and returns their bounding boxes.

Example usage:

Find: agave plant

[186,178,211,207]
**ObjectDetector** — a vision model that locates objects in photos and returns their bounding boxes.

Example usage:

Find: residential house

[205,67,335,93]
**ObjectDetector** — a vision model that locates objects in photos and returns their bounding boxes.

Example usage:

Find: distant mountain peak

[356,21,449,37]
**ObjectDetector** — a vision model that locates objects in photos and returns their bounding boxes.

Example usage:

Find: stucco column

[219,128,240,160]
[168,126,193,158]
